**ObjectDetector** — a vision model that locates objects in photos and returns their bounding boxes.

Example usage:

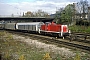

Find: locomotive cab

[60,25,69,37]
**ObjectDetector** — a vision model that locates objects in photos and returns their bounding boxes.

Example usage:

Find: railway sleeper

[75,35,87,40]
[69,34,87,41]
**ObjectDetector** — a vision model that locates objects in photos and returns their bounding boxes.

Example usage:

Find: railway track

[5,30,90,53]
[26,33,90,52]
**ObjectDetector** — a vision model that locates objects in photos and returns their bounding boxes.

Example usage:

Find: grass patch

[69,25,90,33]
[0,31,45,60]
[0,31,90,60]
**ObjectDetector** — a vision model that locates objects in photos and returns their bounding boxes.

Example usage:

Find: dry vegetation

[0,31,90,60]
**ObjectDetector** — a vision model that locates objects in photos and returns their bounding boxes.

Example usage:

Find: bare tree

[25,11,34,17]
[34,9,49,17]
[76,0,89,20]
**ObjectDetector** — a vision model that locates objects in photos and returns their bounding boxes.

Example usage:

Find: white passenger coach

[16,22,44,32]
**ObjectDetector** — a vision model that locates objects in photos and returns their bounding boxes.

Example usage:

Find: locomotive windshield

[45,22,51,26]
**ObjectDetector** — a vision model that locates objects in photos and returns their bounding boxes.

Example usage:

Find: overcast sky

[0,0,90,16]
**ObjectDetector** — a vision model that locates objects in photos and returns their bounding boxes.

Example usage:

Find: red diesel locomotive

[40,22,70,38]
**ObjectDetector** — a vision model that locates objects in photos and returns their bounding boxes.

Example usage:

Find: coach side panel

[5,23,16,30]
